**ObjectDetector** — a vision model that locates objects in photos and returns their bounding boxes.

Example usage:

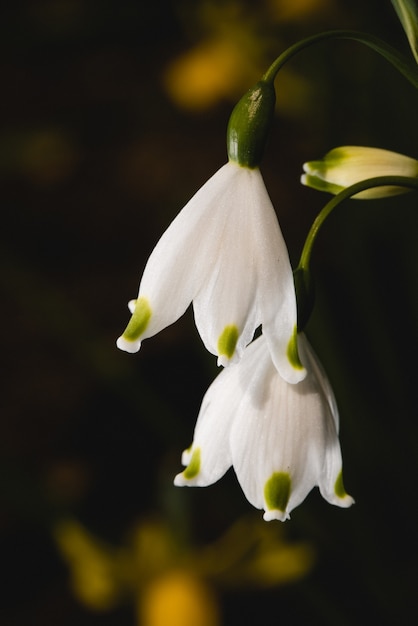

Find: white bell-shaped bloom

[117,161,305,384]
[174,333,354,521]
[301,146,418,199]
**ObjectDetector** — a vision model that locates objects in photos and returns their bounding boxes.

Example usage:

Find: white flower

[174,332,354,521]
[117,160,306,384]
[301,146,418,199]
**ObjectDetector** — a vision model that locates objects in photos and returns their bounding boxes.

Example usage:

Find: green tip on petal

[264,471,292,513]
[287,326,304,370]
[217,324,239,360]
[121,296,152,342]
[183,448,201,480]
[334,470,348,499]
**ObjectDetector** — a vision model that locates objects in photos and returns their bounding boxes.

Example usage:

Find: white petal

[193,167,263,365]
[229,333,352,520]
[247,171,306,383]
[174,362,239,487]
[195,165,304,383]
[227,336,283,511]
[118,161,304,385]
[117,163,238,352]
[318,437,355,509]
[297,333,340,431]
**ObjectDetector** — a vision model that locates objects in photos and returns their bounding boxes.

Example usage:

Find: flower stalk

[295,175,418,328]
[262,29,418,88]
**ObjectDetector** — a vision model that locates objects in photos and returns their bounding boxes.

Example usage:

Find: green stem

[262,30,418,88]
[298,175,418,271]
[294,175,418,330]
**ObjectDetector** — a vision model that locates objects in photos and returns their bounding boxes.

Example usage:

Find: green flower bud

[227,80,276,168]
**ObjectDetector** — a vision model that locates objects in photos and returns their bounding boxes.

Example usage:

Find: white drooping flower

[174,332,354,521]
[117,160,305,384]
[301,146,418,199]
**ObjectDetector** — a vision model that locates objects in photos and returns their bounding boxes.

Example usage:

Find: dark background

[1,1,417,624]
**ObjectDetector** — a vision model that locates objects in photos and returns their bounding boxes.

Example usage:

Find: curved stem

[298,176,418,273]
[262,30,418,89]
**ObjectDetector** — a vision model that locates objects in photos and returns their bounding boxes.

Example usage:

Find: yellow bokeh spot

[54,515,314,622]
[130,519,179,577]
[140,570,220,626]
[53,521,121,611]
[163,38,245,110]
[267,0,333,22]
[195,515,314,588]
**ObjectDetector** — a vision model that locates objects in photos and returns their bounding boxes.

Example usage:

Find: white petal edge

[174,360,241,487]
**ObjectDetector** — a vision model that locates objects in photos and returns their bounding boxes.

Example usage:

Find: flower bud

[301,146,418,199]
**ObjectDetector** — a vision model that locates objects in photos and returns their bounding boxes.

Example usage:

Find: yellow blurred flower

[54,514,314,625]
[140,570,219,626]
[162,1,268,111]
[162,0,319,116]
[266,0,335,22]
[54,520,123,611]
[163,37,254,111]
[196,516,315,588]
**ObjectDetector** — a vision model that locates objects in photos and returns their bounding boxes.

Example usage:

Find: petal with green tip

[116,160,304,383]
[176,332,353,521]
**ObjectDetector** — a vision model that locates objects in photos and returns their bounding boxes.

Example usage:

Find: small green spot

[217,325,239,359]
[286,326,304,370]
[122,296,152,342]
[264,472,291,512]
[183,448,201,480]
[334,470,348,499]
